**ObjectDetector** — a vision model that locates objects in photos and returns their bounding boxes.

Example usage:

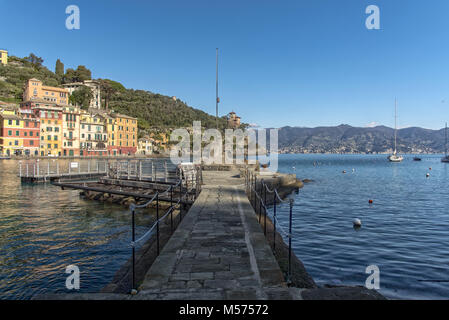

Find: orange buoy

[369,199,373,204]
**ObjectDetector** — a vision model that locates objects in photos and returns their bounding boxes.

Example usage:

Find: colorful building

[63,80,101,109]
[79,112,108,156]
[0,49,7,65]
[20,100,63,156]
[0,113,25,156]
[23,78,69,105]
[137,137,154,155]
[62,106,81,157]
[107,113,138,155]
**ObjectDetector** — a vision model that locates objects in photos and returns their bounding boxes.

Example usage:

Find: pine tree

[55,59,64,79]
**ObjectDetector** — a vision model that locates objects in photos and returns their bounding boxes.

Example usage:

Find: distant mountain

[277,124,447,154]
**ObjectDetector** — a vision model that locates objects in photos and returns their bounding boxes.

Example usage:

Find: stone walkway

[135,171,299,300]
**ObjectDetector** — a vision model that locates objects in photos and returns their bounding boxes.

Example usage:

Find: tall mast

[394,98,397,154]
[216,48,219,129]
[444,122,447,158]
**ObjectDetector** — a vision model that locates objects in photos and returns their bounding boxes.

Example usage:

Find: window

[24,132,27,137]
[41,136,44,141]
[47,135,51,140]
[15,140,18,146]
[30,131,33,136]
[8,130,12,136]
[16,120,19,126]
[15,131,19,136]
[54,144,58,149]
[54,135,57,141]
[48,144,51,148]
[8,120,12,125]
[30,140,34,146]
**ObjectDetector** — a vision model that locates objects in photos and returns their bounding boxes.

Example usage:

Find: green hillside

[0,54,229,133]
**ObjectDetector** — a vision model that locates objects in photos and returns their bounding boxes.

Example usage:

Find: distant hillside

[0,54,228,132]
[277,124,447,154]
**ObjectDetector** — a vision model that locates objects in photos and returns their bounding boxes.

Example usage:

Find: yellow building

[37,103,63,156]
[0,49,7,65]
[23,78,69,105]
[107,113,138,155]
[0,113,24,156]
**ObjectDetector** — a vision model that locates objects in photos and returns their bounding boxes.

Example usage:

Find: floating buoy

[429,167,432,170]
[353,218,362,227]
[426,173,430,178]
[369,199,373,204]
[342,170,347,174]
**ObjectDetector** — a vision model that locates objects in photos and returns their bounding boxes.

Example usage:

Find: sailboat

[442,123,449,163]
[388,99,404,162]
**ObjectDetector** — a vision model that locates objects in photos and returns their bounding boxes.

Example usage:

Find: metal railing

[18,160,108,179]
[128,166,202,292]
[245,169,295,284]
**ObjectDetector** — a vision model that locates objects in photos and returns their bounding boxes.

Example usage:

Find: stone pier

[135,170,299,300]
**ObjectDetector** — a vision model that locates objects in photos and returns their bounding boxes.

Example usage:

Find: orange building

[23,78,69,105]
[107,113,138,155]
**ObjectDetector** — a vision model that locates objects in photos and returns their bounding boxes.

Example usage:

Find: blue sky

[1,0,449,129]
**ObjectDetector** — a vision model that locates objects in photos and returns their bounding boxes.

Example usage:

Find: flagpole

[216,48,219,129]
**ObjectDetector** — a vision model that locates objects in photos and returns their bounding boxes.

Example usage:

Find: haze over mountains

[277,124,447,154]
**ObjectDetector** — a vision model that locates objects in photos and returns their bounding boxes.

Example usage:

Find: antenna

[216,48,219,129]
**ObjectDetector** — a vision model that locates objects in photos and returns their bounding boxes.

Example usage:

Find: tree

[97,79,119,110]
[69,85,93,110]
[55,59,64,78]
[63,65,92,83]
[25,53,44,68]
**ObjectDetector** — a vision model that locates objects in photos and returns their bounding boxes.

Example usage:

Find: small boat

[442,123,449,163]
[388,99,403,162]
[413,157,422,161]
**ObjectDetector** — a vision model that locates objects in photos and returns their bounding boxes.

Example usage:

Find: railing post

[88,161,90,173]
[131,207,136,292]
[170,186,174,232]
[19,161,22,177]
[273,192,277,252]
[156,193,160,256]
[288,199,293,284]
[97,161,99,173]
[47,162,50,176]
[164,161,168,183]
[78,162,81,174]
[254,176,257,210]
[258,180,263,223]
[37,161,39,177]
[179,181,182,223]
[139,160,142,181]
[57,162,59,175]
[127,161,130,180]
[151,161,155,181]
[264,182,267,235]
[26,163,29,177]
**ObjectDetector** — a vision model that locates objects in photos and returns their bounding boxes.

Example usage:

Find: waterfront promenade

[134,170,299,300]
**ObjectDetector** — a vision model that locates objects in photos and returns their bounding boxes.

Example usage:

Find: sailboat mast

[445,122,448,157]
[394,98,397,154]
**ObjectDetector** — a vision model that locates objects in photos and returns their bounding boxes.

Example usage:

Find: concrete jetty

[134,170,299,300]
